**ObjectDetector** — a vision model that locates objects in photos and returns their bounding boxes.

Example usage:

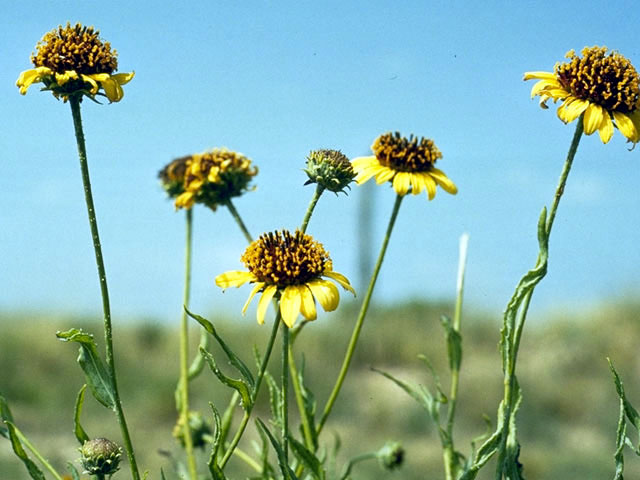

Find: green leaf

[201,348,252,410]
[4,421,46,480]
[188,329,211,380]
[73,384,90,445]
[56,328,116,410]
[609,358,640,453]
[0,393,14,440]
[288,434,325,480]
[297,356,318,450]
[187,309,255,387]
[614,396,626,480]
[440,315,462,372]
[160,468,168,480]
[208,402,223,463]
[254,420,275,477]
[66,462,81,480]
[255,419,298,480]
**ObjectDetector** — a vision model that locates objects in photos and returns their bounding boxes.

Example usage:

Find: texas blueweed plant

[4,21,640,480]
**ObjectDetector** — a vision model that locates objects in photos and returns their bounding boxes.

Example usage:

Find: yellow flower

[351,132,457,200]
[215,230,355,328]
[174,148,258,211]
[158,155,192,199]
[524,46,640,144]
[16,23,134,102]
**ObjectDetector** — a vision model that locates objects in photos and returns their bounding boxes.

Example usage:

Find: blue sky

[2,1,640,323]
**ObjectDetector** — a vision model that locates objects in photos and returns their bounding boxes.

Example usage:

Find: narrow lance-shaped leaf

[3,421,46,480]
[73,384,90,445]
[201,347,252,410]
[288,434,325,480]
[0,393,14,440]
[56,328,116,410]
[609,358,640,452]
[187,308,255,387]
[256,419,298,480]
[208,402,228,480]
[440,315,462,372]
[66,462,81,480]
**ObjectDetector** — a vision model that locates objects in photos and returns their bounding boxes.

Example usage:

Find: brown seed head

[241,230,331,286]
[555,46,640,113]
[31,23,118,75]
[372,132,442,173]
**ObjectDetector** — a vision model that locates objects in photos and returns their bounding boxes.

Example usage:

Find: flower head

[79,437,122,476]
[175,148,258,211]
[524,46,640,144]
[351,132,457,200]
[303,149,356,194]
[159,155,191,199]
[172,411,212,449]
[376,441,405,471]
[215,230,355,328]
[16,23,134,102]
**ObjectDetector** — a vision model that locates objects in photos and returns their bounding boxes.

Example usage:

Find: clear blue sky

[2,1,640,323]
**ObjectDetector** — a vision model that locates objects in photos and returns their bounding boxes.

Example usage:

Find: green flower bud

[172,411,212,449]
[303,149,355,194]
[376,441,404,470]
[80,438,122,476]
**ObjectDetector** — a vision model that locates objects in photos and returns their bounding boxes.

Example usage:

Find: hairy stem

[69,96,140,480]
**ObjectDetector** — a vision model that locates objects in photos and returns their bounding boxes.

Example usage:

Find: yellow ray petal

[612,111,638,142]
[299,285,317,321]
[280,286,302,328]
[422,174,437,200]
[242,283,264,315]
[355,164,385,184]
[628,111,640,143]
[583,103,605,135]
[392,171,411,195]
[523,71,557,81]
[307,279,339,312]
[16,67,52,94]
[100,76,125,102]
[112,71,135,85]
[350,156,377,168]
[257,285,277,325]
[81,74,100,94]
[530,79,563,98]
[175,191,195,209]
[215,270,256,289]
[374,166,396,185]
[323,271,356,295]
[598,114,614,144]
[409,172,424,195]
[557,98,589,123]
[429,168,458,194]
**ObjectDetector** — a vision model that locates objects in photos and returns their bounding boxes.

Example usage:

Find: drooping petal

[583,103,605,135]
[612,111,638,142]
[175,191,195,209]
[16,67,52,94]
[392,171,411,195]
[422,174,437,200]
[530,79,563,99]
[280,286,302,328]
[242,283,264,314]
[323,271,355,295]
[81,74,100,94]
[374,166,396,184]
[598,113,614,144]
[557,97,589,123]
[112,71,135,85]
[99,76,125,102]
[523,71,557,81]
[628,111,640,143]
[429,168,458,194]
[299,285,317,321]
[257,285,277,325]
[307,279,339,312]
[409,172,424,195]
[215,270,256,289]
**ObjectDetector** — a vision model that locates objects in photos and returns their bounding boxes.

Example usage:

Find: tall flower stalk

[69,95,140,480]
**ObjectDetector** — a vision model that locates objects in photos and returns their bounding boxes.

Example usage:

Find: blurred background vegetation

[2,298,640,479]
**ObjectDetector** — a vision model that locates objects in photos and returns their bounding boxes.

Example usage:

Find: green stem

[225,199,253,243]
[179,208,198,479]
[318,193,404,433]
[233,447,263,472]
[12,426,62,480]
[281,324,290,462]
[300,184,325,233]
[443,233,469,480]
[339,452,378,480]
[496,117,583,479]
[69,96,140,480]
[288,347,315,449]
[219,312,282,469]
